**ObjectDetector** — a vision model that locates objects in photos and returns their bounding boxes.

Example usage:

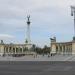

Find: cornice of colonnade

[0,43,32,46]
[54,41,72,44]
[51,42,72,47]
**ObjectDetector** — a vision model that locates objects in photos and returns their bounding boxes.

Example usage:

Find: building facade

[50,37,75,55]
[0,41,33,56]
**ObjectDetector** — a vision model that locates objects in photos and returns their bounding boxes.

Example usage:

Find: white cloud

[0,0,75,46]
[0,34,15,43]
[0,34,14,40]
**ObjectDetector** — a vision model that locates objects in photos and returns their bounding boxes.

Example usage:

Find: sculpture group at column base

[73,36,75,41]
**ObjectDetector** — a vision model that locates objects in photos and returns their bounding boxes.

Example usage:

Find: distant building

[0,41,32,56]
[50,6,75,55]
[50,37,75,55]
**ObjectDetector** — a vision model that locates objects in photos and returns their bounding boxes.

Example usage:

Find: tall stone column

[25,15,31,44]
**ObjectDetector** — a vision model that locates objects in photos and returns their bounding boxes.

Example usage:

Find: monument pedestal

[73,36,75,41]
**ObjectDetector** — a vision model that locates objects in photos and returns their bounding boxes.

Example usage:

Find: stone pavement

[0,55,75,75]
[0,61,75,75]
[0,54,75,61]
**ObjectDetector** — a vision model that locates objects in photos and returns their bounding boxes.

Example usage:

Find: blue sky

[0,0,75,47]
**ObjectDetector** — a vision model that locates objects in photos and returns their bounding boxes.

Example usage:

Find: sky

[0,0,75,47]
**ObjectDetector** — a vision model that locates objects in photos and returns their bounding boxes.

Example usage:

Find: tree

[42,45,50,54]
[30,44,36,51]
[30,44,50,55]
[35,47,42,54]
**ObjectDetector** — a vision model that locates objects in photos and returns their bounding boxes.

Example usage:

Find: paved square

[0,61,75,75]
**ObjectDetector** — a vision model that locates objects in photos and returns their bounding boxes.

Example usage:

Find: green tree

[42,45,50,54]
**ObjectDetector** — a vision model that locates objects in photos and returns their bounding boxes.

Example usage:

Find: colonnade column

[4,47,6,54]
[11,47,13,54]
[8,47,10,55]
[58,45,60,54]
[22,47,23,54]
[65,46,67,55]
[62,46,64,54]
[15,47,16,54]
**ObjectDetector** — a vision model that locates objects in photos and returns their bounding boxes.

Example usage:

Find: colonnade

[56,44,72,55]
[4,45,29,55]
